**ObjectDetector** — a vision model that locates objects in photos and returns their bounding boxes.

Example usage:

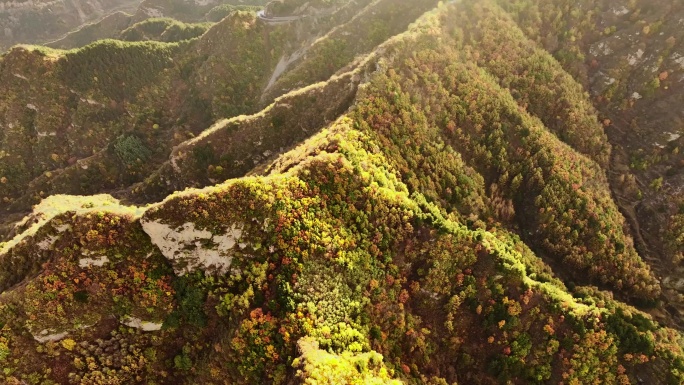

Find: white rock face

[628,49,644,65]
[33,329,68,343]
[590,42,613,56]
[121,316,163,331]
[667,132,681,142]
[612,6,629,16]
[266,48,306,90]
[79,255,109,268]
[141,219,244,274]
[55,224,71,233]
[37,235,59,251]
[663,276,684,292]
[673,54,684,69]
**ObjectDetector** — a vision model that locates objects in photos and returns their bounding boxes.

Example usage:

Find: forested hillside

[494,0,684,324]
[0,0,683,384]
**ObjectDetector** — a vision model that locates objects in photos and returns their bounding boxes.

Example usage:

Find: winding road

[257,9,305,24]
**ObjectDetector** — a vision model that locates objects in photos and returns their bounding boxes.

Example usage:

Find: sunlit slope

[0,117,682,384]
[0,0,436,236]
[0,0,681,384]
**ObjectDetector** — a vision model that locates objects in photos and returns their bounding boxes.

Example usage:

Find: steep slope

[0,11,291,221]
[0,0,438,240]
[0,97,682,384]
[127,69,361,203]
[495,0,684,323]
[0,0,682,384]
[260,0,439,101]
[0,112,681,384]
[119,18,212,42]
[126,0,659,302]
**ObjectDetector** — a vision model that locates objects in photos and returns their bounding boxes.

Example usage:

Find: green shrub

[113,135,152,165]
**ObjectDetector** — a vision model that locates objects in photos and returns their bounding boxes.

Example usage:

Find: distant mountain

[0,0,683,384]
[0,0,271,51]
[0,0,143,51]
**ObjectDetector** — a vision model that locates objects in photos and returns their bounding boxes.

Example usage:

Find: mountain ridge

[0,0,683,383]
